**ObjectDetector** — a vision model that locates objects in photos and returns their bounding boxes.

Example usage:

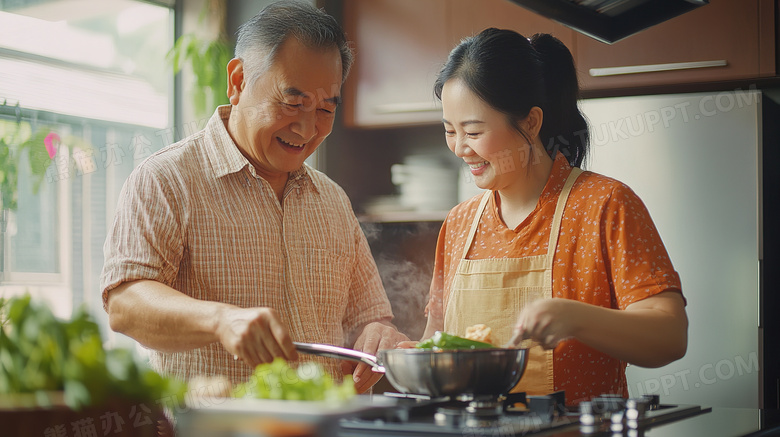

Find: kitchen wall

[324,123,453,213]
[316,0,454,211]
[322,119,451,339]
[226,0,285,35]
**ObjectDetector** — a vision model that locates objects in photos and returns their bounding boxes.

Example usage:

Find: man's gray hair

[235,1,354,87]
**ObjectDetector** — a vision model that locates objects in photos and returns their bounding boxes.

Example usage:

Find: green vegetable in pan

[415,331,495,350]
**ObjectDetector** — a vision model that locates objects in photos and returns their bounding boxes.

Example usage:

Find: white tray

[175,395,395,437]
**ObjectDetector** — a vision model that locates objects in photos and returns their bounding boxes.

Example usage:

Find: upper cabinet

[342,0,449,128]
[341,0,574,128]
[575,0,776,91]
[341,0,777,127]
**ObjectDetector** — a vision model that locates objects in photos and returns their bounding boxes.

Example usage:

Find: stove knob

[626,398,653,431]
[528,395,561,422]
[626,398,649,420]
[579,401,596,426]
[593,394,626,414]
[610,410,625,433]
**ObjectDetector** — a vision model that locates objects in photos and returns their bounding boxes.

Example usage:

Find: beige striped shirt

[101,106,393,385]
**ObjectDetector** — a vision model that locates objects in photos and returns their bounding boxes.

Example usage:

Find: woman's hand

[510,292,688,368]
[395,340,418,349]
[512,298,583,349]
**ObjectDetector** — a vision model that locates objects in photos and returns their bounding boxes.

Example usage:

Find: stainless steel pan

[294,342,528,397]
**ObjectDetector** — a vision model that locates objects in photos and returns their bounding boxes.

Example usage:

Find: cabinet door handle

[373,102,442,114]
[589,60,728,77]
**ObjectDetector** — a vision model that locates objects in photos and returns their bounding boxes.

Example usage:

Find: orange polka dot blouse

[427,152,684,404]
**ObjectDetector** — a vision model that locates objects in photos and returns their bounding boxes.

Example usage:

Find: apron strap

[544,167,584,286]
[461,190,492,259]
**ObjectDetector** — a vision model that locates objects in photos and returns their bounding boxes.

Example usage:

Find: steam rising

[362,222,440,341]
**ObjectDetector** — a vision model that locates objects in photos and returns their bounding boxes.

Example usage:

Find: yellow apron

[444,167,583,395]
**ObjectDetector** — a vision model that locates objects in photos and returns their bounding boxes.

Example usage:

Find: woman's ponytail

[530,33,589,167]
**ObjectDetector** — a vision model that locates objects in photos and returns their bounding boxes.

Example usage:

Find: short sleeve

[100,163,186,310]
[601,184,683,309]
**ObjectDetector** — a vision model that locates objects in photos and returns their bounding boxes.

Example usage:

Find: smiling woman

[0,0,174,341]
[420,28,688,404]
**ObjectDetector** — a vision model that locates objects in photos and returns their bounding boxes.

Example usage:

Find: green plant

[17,128,58,195]
[167,2,233,118]
[0,116,93,212]
[168,34,232,118]
[0,294,187,410]
[0,139,18,213]
[0,114,25,212]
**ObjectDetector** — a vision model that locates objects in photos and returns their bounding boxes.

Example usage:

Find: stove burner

[464,400,505,428]
[434,399,505,428]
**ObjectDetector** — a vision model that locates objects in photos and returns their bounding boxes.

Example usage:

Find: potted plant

[167,0,233,119]
[0,112,45,282]
[0,294,187,436]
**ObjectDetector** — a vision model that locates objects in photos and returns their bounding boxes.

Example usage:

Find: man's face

[227,37,342,178]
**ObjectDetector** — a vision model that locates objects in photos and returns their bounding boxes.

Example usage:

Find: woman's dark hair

[433,28,589,167]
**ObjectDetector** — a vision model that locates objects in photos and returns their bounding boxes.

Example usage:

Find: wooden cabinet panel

[576,0,768,91]
[341,0,576,128]
[342,0,449,127]
[447,0,575,50]
[341,0,775,126]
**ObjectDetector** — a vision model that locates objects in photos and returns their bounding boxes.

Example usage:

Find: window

[0,0,174,340]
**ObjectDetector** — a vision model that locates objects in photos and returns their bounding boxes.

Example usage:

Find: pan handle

[293,342,386,373]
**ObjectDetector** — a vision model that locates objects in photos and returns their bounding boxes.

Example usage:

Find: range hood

[507,0,709,44]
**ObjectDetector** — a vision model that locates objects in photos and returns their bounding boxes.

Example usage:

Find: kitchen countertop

[339,408,780,437]
[176,399,780,437]
[641,407,780,437]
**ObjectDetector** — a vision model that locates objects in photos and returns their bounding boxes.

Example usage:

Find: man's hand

[347,321,409,393]
[216,306,298,367]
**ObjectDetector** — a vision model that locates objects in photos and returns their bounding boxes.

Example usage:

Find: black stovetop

[337,392,710,437]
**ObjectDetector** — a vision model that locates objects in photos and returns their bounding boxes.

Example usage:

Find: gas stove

[337,391,710,436]
[176,390,780,436]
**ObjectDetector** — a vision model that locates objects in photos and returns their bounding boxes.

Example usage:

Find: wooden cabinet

[341,0,777,126]
[342,0,449,127]
[341,0,575,128]
[575,0,776,91]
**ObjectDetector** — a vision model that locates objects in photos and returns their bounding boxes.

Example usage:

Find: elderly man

[100,1,408,393]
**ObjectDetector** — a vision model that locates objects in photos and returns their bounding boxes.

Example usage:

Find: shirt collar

[204,105,319,193]
[288,164,321,195]
[204,105,249,178]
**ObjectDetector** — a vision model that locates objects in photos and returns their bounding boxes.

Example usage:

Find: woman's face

[441,78,531,192]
